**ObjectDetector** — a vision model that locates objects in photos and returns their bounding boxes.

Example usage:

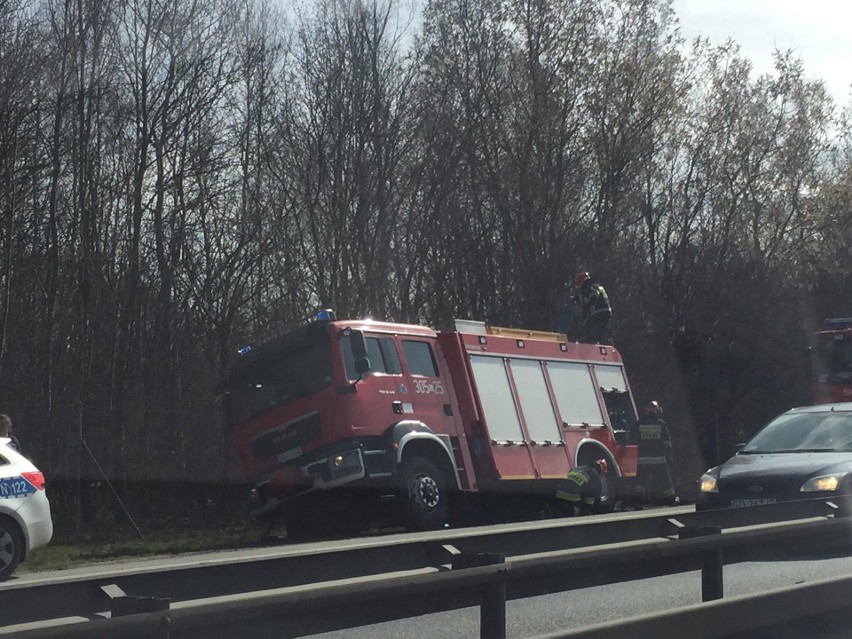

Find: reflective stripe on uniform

[556,490,581,502]
[638,456,668,464]
[639,425,662,439]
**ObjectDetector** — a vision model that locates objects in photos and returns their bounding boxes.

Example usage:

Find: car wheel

[0,517,24,581]
[399,457,449,530]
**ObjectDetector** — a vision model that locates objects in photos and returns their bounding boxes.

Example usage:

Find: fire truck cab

[223,313,639,536]
[813,318,852,403]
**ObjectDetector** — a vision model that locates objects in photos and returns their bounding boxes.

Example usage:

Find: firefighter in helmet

[575,272,612,344]
[635,401,677,506]
[554,459,609,516]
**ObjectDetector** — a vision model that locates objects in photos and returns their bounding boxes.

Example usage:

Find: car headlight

[800,474,843,492]
[699,473,718,493]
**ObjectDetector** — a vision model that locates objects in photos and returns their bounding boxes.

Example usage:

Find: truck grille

[250,412,322,462]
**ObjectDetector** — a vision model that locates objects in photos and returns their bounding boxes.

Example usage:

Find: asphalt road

[307,551,852,639]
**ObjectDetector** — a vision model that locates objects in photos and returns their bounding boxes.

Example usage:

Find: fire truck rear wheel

[399,457,449,530]
[595,464,616,514]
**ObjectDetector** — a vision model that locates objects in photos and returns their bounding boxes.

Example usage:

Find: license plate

[0,477,36,499]
[730,498,777,508]
[276,447,302,463]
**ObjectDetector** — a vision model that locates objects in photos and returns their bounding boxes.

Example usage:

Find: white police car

[0,438,52,580]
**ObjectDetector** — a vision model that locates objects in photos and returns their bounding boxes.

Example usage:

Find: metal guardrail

[3,505,698,627]
[539,571,852,639]
[3,498,851,638]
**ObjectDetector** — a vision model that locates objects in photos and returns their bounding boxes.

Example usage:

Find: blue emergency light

[237,345,252,356]
[824,318,852,331]
[315,309,336,321]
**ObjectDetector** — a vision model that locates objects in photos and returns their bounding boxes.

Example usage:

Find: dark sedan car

[696,403,852,510]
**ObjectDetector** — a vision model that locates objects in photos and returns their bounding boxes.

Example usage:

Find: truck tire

[399,457,449,530]
[0,517,23,581]
[578,451,616,514]
[594,464,617,514]
[595,480,615,513]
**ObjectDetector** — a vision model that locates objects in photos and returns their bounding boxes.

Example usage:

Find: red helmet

[575,272,590,287]
[594,458,608,475]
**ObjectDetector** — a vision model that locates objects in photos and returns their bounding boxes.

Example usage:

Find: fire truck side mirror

[350,330,368,358]
[355,356,371,375]
[349,330,371,375]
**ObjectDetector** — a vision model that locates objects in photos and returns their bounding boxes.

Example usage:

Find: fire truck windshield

[813,337,852,383]
[229,330,332,421]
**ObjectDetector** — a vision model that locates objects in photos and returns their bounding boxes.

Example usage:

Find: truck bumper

[302,447,366,489]
[251,445,384,518]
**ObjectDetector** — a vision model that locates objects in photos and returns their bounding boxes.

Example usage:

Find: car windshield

[743,412,852,454]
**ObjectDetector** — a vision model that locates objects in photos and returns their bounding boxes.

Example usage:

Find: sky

[286,0,852,107]
[672,0,852,106]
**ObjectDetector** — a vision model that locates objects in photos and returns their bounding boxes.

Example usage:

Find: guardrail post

[452,552,507,639]
[679,526,723,602]
[101,583,171,636]
[156,615,171,639]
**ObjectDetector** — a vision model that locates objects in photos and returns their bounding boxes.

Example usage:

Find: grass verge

[18,522,287,573]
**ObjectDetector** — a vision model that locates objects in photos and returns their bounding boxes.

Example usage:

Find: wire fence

[0,399,251,539]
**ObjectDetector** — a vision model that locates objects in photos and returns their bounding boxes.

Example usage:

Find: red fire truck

[222,312,639,536]
[813,318,852,403]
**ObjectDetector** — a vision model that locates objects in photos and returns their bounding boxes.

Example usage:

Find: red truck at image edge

[813,318,852,404]
[220,312,639,537]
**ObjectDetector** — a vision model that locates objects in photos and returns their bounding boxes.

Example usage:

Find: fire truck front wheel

[399,457,449,531]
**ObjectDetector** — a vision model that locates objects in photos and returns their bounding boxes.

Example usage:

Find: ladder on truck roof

[452,319,565,342]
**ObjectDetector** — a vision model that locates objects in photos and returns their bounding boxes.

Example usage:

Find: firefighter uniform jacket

[578,280,613,344]
[636,413,676,502]
[555,466,605,515]
[637,413,672,465]
[579,280,611,323]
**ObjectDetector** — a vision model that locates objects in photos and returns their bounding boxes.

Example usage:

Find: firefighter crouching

[553,459,608,516]
[635,401,677,506]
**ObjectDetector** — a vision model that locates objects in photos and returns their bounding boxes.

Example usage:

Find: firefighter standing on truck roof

[635,401,676,507]
[575,272,612,344]
[554,459,608,516]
